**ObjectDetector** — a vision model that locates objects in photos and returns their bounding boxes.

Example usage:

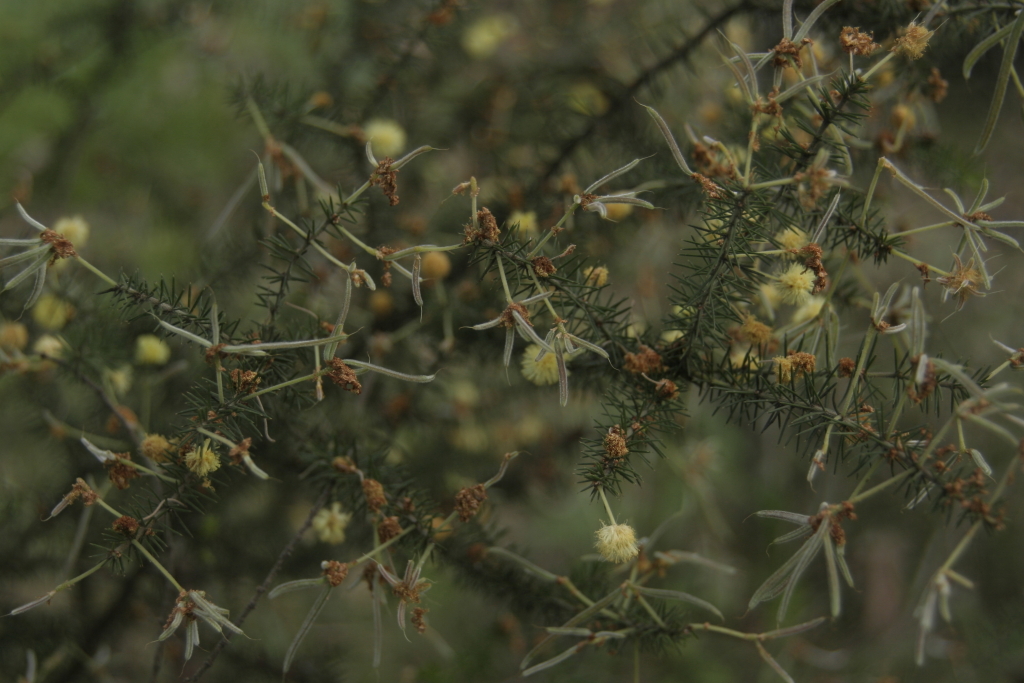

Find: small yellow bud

[141,434,174,463]
[420,251,452,280]
[0,322,29,351]
[32,334,64,359]
[363,119,406,158]
[604,203,634,221]
[135,334,171,365]
[312,502,353,545]
[32,294,73,331]
[508,210,538,236]
[595,523,639,563]
[583,266,609,287]
[103,365,133,396]
[53,216,90,249]
[462,15,517,60]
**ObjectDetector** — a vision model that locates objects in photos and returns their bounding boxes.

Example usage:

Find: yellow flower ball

[185,440,221,477]
[521,343,561,386]
[583,266,609,288]
[312,502,353,545]
[791,297,825,325]
[103,365,133,396]
[774,264,816,305]
[53,216,90,249]
[462,15,517,60]
[363,119,406,158]
[508,210,538,236]
[420,251,452,280]
[32,294,73,331]
[0,322,29,351]
[141,434,174,463]
[135,334,171,365]
[604,203,634,221]
[595,523,639,563]
[32,334,64,359]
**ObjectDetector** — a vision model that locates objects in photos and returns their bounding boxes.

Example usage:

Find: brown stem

[184,486,334,682]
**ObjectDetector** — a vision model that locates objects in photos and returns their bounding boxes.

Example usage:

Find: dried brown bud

[363,478,387,512]
[106,454,141,490]
[326,358,362,394]
[377,515,402,543]
[623,345,663,374]
[839,27,880,56]
[531,256,557,278]
[112,515,140,537]
[454,484,488,522]
[604,425,629,459]
[228,437,252,464]
[322,560,350,587]
[411,607,429,634]
[370,157,400,205]
[40,229,77,262]
[838,357,856,377]
[230,369,261,394]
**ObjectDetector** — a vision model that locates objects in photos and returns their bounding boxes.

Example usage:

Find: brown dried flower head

[40,229,77,263]
[499,301,530,328]
[936,254,985,311]
[230,369,261,394]
[464,207,501,243]
[326,358,362,394]
[106,454,141,490]
[370,157,400,206]
[454,484,488,522]
[377,515,402,543]
[624,344,663,374]
[363,478,387,512]
[891,22,932,60]
[531,256,557,278]
[927,67,948,103]
[740,315,772,346]
[692,172,725,199]
[838,357,856,378]
[112,515,140,537]
[839,27,880,56]
[322,560,350,587]
[604,425,629,459]
[772,37,810,67]
[411,607,429,634]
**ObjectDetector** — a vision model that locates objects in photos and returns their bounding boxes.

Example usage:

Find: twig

[184,486,334,682]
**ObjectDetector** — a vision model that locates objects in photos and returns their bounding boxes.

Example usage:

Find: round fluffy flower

[32,294,73,331]
[312,502,353,545]
[595,523,639,563]
[508,210,538,236]
[103,365,133,396]
[363,119,406,157]
[791,297,825,325]
[53,216,90,248]
[462,14,517,59]
[0,322,29,351]
[583,265,608,287]
[185,439,221,477]
[420,252,451,280]
[141,434,173,463]
[32,334,64,359]
[521,343,561,386]
[776,227,808,253]
[135,334,171,365]
[774,264,816,305]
